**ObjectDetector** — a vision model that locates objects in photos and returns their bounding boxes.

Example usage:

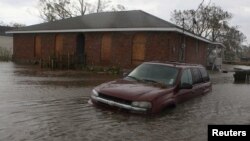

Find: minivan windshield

[127,63,179,86]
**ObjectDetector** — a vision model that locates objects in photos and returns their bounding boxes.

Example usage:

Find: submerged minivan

[90,61,212,114]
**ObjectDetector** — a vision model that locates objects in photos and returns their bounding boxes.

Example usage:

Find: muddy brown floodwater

[1,62,250,141]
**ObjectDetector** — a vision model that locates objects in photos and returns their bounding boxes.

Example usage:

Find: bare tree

[171,2,246,60]
[219,25,246,59]
[111,4,126,12]
[96,0,111,13]
[39,0,74,22]
[39,0,126,22]
[9,22,26,28]
[72,0,90,15]
[171,3,232,41]
[78,0,86,15]
[241,45,250,58]
[0,21,25,28]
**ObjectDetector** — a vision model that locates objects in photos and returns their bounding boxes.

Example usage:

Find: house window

[132,33,147,65]
[101,33,112,62]
[35,35,41,58]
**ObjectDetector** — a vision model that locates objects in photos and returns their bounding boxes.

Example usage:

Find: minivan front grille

[98,93,132,105]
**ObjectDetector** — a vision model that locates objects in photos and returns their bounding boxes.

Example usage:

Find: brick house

[7,10,222,68]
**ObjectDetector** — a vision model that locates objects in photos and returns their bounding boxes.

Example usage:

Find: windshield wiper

[141,79,167,87]
[141,79,159,83]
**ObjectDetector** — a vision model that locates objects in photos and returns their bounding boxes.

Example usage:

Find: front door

[132,33,147,65]
[175,68,194,103]
[101,33,112,64]
[76,33,85,64]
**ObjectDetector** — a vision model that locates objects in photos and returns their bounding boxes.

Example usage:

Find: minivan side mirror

[122,69,132,77]
[180,83,193,89]
[123,72,129,77]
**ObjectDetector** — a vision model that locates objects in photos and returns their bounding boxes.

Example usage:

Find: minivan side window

[191,68,203,84]
[181,69,193,85]
[199,68,210,82]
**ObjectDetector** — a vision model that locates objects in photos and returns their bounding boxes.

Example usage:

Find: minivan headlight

[92,89,99,97]
[132,101,152,109]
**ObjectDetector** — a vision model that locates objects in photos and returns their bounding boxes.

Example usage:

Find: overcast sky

[1,0,250,44]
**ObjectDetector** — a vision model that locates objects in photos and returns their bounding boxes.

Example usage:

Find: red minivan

[90,61,212,114]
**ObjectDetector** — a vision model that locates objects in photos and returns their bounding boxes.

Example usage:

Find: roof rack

[148,60,202,66]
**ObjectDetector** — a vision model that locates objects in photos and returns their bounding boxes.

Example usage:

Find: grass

[0,47,11,61]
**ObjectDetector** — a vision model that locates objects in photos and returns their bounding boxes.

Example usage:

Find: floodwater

[1,62,250,141]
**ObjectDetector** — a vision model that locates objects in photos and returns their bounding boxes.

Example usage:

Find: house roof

[0,26,14,36]
[6,10,223,46]
[8,10,179,31]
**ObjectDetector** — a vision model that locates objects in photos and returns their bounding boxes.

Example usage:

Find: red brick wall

[185,36,208,66]
[146,32,208,66]
[40,34,55,59]
[146,32,181,62]
[13,31,208,67]
[110,32,134,67]
[62,33,77,55]
[40,33,77,59]
[13,34,35,61]
[85,32,102,65]
[84,32,185,68]
[198,41,208,65]
[13,33,79,62]
[85,32,134,68]
[185,36,197,64]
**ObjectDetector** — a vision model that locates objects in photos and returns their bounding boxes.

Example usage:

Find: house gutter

[6,27,224,47]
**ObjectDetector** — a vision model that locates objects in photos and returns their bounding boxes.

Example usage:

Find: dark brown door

[101,33,112,63]
[132,33,146,65]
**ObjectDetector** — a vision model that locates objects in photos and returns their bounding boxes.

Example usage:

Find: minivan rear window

[199,68,210,82]
[191,68,203,84]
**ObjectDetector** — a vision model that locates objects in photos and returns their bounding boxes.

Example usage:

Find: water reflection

[1,62,250,141]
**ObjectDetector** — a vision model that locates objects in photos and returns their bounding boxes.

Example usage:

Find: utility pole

[180,18,186,62]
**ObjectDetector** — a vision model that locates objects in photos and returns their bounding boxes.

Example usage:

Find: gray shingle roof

[10,10,179,32]
[7,10,224,46]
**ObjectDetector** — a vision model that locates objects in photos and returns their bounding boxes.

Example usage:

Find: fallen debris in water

[221,68,250,83]
[233,68,250,83]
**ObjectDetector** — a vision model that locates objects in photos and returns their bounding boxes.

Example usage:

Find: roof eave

[210,42,226,48]
[6,27,178,34]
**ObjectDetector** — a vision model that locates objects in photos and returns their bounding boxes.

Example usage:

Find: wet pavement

[1,62,250,141]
